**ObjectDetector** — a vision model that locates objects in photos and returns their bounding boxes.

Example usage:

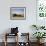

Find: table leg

[5,34,7,46]
[17,34,18,46]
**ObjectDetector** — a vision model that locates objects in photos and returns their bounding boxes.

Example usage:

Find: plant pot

[37,39,44,44]
[37,39,40,43]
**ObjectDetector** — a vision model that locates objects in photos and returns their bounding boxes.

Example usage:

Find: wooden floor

[0,42,46,46]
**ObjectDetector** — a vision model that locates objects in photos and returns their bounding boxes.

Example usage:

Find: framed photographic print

[10,7,26,20]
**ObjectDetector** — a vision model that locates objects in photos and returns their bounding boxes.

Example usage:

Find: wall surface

[0,0,37,42]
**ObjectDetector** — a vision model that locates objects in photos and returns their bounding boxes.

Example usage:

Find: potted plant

[32,25,39,30]
[40,26,45,29]
[32,24,45,30]
[33,32,46,43]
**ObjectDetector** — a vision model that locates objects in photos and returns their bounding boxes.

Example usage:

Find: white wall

[0,0,37,42]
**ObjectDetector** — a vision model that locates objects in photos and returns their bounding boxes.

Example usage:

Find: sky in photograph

[12,8,24,14]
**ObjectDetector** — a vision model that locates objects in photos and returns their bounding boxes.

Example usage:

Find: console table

[4,33,30,46]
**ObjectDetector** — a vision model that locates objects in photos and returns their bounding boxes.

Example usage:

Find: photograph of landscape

[10,7,26,20]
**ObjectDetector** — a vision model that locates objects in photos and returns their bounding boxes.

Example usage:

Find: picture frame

[10,7,26,20]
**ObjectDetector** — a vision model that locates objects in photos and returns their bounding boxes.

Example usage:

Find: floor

[0,42,46,46]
